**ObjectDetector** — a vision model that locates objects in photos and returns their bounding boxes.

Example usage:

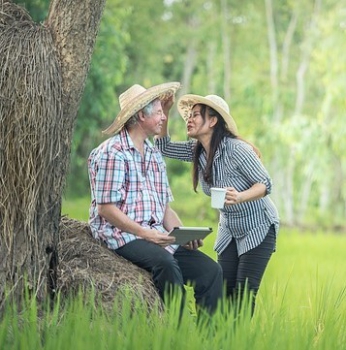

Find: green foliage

[66,0,131,196]
[15,0,346,225]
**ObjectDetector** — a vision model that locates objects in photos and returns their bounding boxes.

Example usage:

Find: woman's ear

[209,116,218,128]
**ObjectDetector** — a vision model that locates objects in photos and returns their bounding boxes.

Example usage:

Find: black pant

[218,225,276,315]
[115,240,223,314]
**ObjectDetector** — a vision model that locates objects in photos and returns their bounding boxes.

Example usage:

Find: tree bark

[0,0,105,311]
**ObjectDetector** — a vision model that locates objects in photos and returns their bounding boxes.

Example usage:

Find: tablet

[168,227,213,245]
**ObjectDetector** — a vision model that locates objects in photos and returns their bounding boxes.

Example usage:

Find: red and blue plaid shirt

[88,128,175,252]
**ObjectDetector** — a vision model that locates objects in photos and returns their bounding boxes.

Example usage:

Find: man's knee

[152,255,183,283]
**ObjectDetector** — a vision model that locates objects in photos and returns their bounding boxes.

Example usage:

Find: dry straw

[58,217,162,313]
[103,82,181,135]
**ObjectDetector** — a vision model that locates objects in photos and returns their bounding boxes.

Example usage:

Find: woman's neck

[198,135,211,157]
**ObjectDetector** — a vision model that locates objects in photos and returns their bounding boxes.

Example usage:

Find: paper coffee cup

[210,187,226,209]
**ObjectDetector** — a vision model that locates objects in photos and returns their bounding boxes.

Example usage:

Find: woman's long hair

[192,105,261,192]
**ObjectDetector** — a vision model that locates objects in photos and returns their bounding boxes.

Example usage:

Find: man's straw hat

[177,94,238,135]
[103,82,181,135]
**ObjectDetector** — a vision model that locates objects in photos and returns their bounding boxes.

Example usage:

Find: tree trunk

[220,0,231,102]
[0,0,105,311]
[294,0,320,116]
[264,0,280,122]
[180,42,197,97]
[207,41,217,93]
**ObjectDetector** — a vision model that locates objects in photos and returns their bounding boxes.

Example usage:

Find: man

[88,82,223,315]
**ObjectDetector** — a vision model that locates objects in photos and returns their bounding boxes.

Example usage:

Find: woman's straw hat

[177,94,238,135]
[103,82,181,135]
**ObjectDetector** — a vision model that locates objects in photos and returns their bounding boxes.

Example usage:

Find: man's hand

[183,239,204,250]
[141,228,176,247]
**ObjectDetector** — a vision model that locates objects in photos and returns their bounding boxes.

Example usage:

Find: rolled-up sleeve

[233,142,273,194]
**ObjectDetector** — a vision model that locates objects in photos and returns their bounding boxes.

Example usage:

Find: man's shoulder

[90,136,125,159]
[104,134,126,149]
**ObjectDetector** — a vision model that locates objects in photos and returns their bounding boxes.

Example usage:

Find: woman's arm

[225,183,267,205]
[224,140,272,206]
[155,136,195,162]
[155,96,195,161]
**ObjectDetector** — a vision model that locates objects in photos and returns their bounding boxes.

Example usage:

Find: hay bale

[58,216,163,313]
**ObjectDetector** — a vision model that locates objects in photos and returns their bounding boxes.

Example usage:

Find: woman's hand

[224,183,266,205]
[161,95,175,116]
[224,187,242,205]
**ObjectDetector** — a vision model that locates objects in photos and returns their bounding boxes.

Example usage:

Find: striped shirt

[88,129,177,253]
[155,136,280,256]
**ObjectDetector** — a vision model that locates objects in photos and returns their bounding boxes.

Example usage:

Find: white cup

[210,187,227,209]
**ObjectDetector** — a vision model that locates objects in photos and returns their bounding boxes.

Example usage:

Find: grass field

[4,197,342,349]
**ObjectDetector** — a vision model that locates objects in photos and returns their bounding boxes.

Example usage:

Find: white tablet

[168,227,213,245]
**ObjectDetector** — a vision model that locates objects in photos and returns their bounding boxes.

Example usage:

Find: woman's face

[186,105,215,139]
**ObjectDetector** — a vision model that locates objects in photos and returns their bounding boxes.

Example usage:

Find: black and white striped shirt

[155,136,280,256]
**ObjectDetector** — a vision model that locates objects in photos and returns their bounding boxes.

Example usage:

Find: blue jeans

[115,240,223,314]
[218,225,276,315]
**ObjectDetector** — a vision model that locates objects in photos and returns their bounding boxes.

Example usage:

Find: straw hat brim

[103,82,181,135]
[177,94,238,135]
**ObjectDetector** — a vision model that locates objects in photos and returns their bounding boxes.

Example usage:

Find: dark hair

[192,104,262,192]
[192,104,236,192]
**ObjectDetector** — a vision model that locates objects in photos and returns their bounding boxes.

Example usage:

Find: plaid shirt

[88,128,175,252]
[155,136,280,256]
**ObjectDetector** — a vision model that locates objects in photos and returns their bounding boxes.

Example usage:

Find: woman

[155,94,280,316]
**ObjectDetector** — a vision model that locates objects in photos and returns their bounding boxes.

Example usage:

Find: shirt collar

[119,128,158,153]
[214,136,228,160]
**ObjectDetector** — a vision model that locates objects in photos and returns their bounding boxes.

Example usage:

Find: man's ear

[138,110,146,121]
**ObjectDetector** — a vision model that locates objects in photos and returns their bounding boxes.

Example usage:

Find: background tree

[8,0,345,242]
[2,0,344,314]
[66,0,130,196]
[62,0,344,228]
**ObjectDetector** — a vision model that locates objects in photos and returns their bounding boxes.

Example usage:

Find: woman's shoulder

[221,137,256,164]
[222,136,251,150]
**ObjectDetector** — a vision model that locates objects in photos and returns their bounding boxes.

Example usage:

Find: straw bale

[58,216,163,313]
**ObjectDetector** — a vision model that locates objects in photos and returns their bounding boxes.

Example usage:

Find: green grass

[62,196,91,222]
[40,197,346,349]
[1,248,346,350]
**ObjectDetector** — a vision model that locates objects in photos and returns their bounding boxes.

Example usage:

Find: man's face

[143,100,167,136]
